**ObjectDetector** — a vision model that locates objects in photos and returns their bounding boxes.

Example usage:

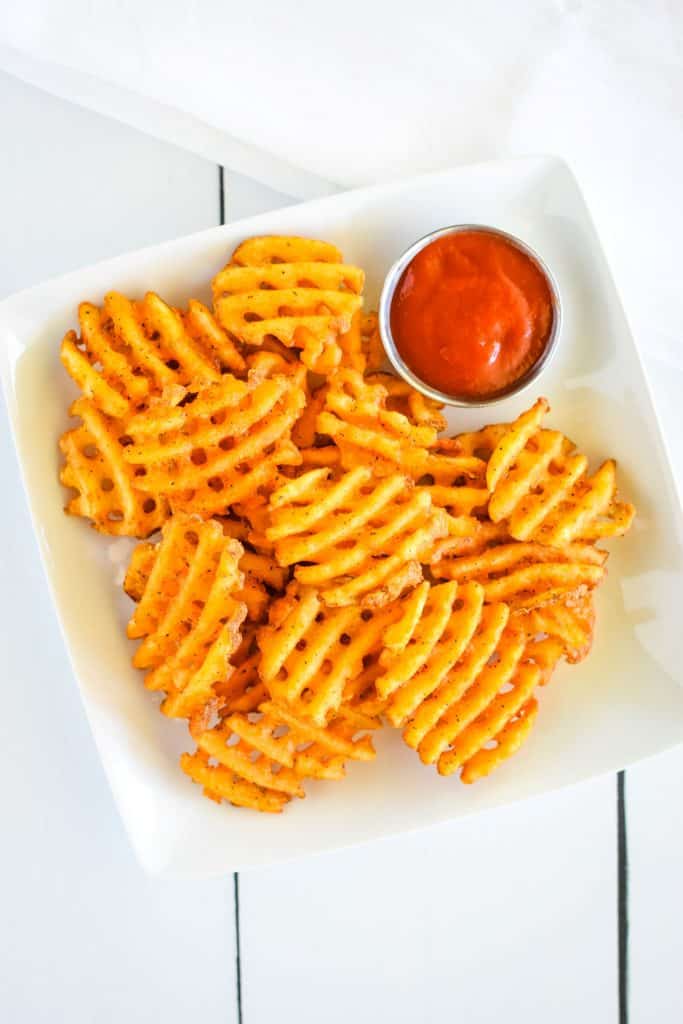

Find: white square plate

[2,155,682,878]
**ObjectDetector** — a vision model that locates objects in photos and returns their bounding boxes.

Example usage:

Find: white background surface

[1,71,681,1022]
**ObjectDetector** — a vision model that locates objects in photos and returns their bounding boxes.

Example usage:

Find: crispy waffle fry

[212,236,364,374]
[429,537,607,610]
[126,519,286,626]
[257,586,390,724]
[125,515,247,718]
[338,311,385,372]
[123,360,305,516]
[317,371,486,500]
[266,466,448,607]
[376,579,566,782]
[60,292,244,418]
[366,372,446,432]
[60,397,168,536]
[211,628,270,715]
[317,368,439,473]
[456,699,539,783]
[481,398,636,545]
[512,591,596,663]
[427,515,510,561]
[377,580,490,727]
[181,698,376,812]
[413,439,490,515]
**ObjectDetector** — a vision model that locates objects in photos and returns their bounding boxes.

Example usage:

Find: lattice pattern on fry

[125,515,247,718]
[316,368,439,474]
[180,698,376,812]
[257,586,391,725]
[212,236,364,374]
[376,580,490,727]
[400,614,541,779]
[372,579,557,782]
[60,397,167,536]
[266,466,448,607]
[366,372,446,432]
[123,360,305,516]
[317,370,488,501]
[429,536,607,610]
[125,518,286,626]
[60,292,244,419]
[412,439,490,515]
[482,398,636,545]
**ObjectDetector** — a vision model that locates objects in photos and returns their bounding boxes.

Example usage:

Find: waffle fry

[126,519,286,626]
[266,466,448,607]
[412,439,490,515]
[338,311,385,372]
[257,586,390,724]
[429,537,607,610]
[317,368,439,473]
[60,292,244,419]
[123,360,305,516]
[317,371,486,500]
[481,398,636,545]
[181,698,376,812]
[60,397,168,536]
[373,578,568,781]
[383,587,544,780]
[512,591,596,664]
[367,372,447,432]
[210,628,270,716]
[125,515,246,718]
[212,235,364,374]
[377,580,490,727]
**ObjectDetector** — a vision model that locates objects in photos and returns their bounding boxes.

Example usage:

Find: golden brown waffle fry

[377,580,489,727]
[366,372,447,432]
[337,310,385,372]
[456,699,539,783]
[341,653,388,720]
[427,516,511,561]
[60,397,167,536]
[125,515,246,718]
[317,368,439,474]
[266,466,448,608]
[481,398,636,545]
[212,236,364,374]
[126,509,287,627]
[359,312,385,372]
[512,591,596,664]
[413,439,490,515]
[211,628,270,715]
[181,698,376,812]
[60,292,244,418]
[258,586,390,725]
[291,382,327,449]
[317,371,486,501]
[376,579,564,782]
[429,537,607,610]
[123,361,305,516]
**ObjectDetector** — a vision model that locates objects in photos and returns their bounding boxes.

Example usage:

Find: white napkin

[2,1,683,380]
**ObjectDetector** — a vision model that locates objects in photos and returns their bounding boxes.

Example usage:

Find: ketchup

[390,230,554,400]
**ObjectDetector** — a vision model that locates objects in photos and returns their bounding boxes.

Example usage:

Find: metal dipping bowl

[378,224,562,408]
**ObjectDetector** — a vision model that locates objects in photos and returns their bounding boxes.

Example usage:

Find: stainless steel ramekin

[377,224,562,408]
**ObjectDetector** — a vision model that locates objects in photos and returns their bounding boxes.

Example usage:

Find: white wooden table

[1,71,681,1024]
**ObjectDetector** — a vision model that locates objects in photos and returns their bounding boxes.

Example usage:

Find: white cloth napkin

[2,0,683,382]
